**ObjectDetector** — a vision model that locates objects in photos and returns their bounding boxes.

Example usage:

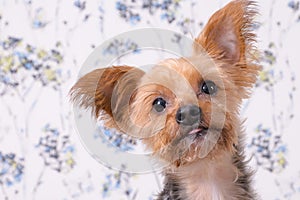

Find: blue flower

[0,152,24,187]
[74,0,86,11]
[288,1,300,11]
[116,2,127,11]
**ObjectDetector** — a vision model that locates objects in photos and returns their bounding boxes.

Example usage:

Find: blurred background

[0,0,300,199]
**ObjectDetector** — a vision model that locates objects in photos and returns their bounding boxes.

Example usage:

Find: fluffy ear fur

[194,0,257,63]
[69,66,143,120]
[194,0,259,97]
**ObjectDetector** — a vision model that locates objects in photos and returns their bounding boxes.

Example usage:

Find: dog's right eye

[152,98,167,113]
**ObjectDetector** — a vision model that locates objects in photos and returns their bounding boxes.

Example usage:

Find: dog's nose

[176,105,201,126]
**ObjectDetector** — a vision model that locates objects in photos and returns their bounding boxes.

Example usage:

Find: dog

[70,0,260,199]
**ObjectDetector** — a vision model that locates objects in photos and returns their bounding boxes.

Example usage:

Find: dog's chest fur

[177,155,236,200]
[157,149,255,200]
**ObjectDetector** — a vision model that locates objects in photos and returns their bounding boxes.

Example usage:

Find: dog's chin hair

[154,129,228,167]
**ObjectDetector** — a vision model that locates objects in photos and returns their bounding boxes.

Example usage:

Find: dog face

[70,0,260,167]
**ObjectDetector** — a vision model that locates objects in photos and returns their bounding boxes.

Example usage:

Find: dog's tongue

[188,128,203,135]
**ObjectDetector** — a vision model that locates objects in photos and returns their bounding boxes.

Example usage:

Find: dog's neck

[169,152,239,200]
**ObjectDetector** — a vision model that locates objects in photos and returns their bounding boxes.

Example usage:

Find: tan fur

[70,0,260,199]
[174,153,239,200]
[194,0,260,98]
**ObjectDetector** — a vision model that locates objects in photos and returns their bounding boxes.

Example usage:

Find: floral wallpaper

[0,0,300,199]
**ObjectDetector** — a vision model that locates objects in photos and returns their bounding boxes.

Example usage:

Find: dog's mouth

[171,126,209,148]
[188,127,208,141]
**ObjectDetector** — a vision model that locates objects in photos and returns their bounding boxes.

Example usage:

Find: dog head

[70,0,259,167]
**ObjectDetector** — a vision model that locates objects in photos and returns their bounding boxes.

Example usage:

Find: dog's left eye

[152,97,167,113]
[201,80,218,95]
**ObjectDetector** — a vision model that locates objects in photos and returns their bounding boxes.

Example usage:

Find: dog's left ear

[194,0,259,96]
[195,0,257,64]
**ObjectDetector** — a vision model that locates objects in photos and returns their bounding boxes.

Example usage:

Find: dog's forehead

[139,54,220,86]
[137,61,193,103]
[137,55,220,104]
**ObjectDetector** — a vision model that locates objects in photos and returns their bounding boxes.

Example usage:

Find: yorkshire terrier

[70,0,260,199]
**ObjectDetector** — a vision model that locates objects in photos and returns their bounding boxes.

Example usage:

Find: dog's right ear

[69,66,144,120]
